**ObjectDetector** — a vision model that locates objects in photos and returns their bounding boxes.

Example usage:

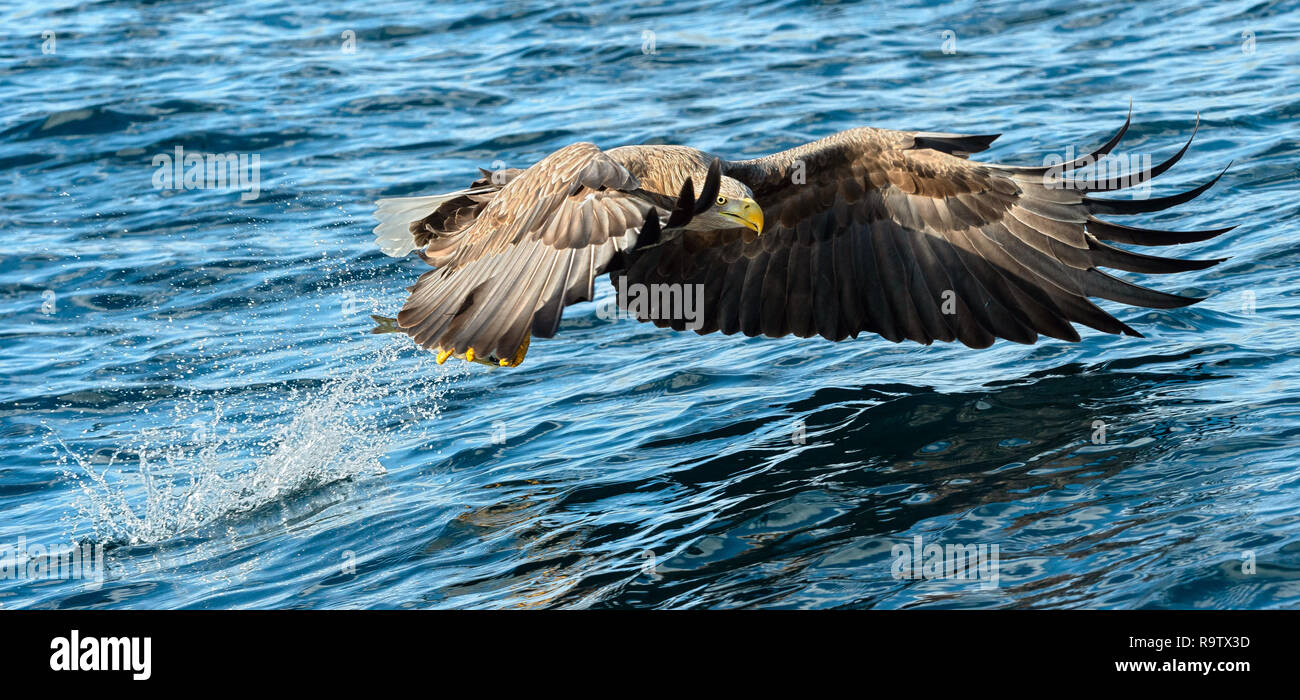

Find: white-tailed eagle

[371,110,1230,367]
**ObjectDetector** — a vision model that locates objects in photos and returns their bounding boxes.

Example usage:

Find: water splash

[53,341,454,547]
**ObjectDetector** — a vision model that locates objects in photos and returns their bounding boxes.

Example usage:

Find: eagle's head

[683,174,764,234]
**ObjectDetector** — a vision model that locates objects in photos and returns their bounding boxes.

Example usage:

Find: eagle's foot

[434,335,530,368]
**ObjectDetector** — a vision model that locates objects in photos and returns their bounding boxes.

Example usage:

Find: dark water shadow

[546,356,1233,606]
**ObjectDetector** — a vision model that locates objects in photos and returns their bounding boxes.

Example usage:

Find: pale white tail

[371,191,469,257]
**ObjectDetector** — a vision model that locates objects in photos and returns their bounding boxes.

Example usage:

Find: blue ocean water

[1,0,1298,609]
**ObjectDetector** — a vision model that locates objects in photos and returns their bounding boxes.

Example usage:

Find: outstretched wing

[391,142,704,366]
[616,113,1233,347]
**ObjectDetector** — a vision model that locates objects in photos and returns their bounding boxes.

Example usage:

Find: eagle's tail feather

[369,314,402,334]
[372,190,488,258]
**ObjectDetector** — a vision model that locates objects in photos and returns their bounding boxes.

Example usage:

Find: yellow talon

[499,358,509,367]
[512,335,531,366]
[465,348,475,362]
[436,349,452,364]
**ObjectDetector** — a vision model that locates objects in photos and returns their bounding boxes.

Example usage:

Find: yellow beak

[722,197,764,234]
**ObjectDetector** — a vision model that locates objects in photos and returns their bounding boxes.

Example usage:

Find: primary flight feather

[371,109,1232,367]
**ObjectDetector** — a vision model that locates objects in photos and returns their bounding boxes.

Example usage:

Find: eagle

[370,110,1231,368]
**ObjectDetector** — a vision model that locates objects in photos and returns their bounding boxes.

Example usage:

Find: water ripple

[1,0,1298,609]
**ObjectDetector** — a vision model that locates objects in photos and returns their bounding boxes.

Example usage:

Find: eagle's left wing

[616,113,1233,347]
[385,143,716,366]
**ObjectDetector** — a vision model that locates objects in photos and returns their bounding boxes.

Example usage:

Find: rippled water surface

[2,0,1299,609]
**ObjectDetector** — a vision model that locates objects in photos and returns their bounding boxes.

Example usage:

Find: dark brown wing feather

[616,116,1232,347]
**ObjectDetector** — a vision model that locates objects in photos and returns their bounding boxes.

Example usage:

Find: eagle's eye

[716,195,727,206]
